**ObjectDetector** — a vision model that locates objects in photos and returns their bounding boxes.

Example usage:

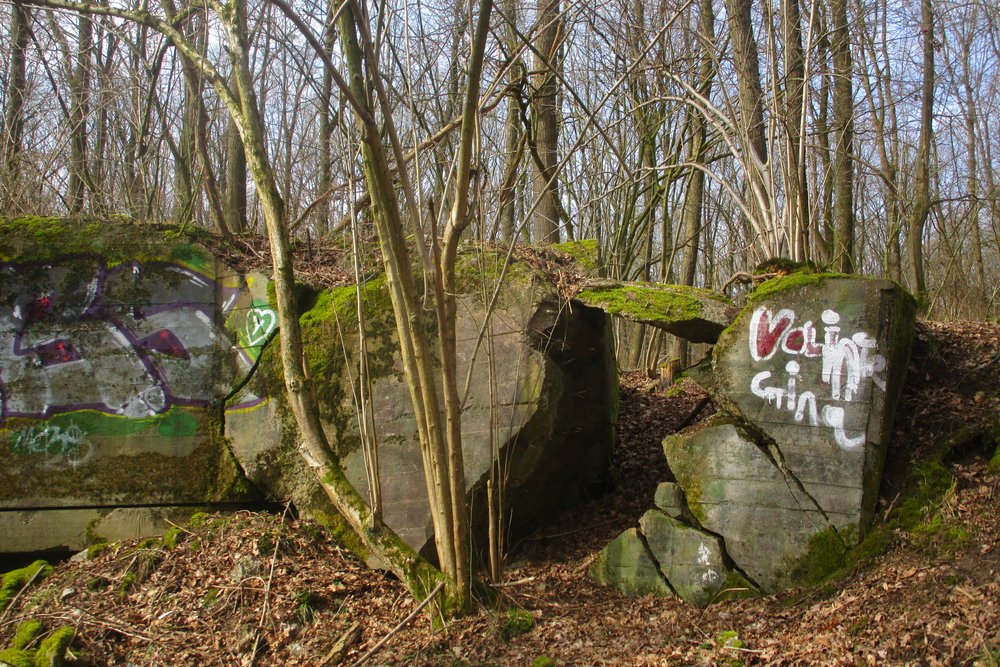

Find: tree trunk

[723,0,770,255]
[782,0,809,261]
[498,0,524,242]
[3,1,30,209]
[908,0,934,307]
[531,0,561,244]
[68,12,92,213]
[223,0,249,234]
[830,0,855,272]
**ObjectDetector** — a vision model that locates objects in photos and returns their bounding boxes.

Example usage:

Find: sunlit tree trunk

[830,0,854,272]
[2,2,30,211]
[782,0,809,261]
[908,0,934,307]
[531,0,561,244]
[68,12,92,213]
[724,0,769,255]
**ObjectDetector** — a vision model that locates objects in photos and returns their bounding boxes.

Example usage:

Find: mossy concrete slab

[574,279,737,343]
[709,276,915,538]
[662,420,832,592]
[590,528,672,597]
[0,506,210,552]
[639,510,732,607]
[245,251,618,559]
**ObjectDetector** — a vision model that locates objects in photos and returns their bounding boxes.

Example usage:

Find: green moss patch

[0,561,53,611]
[553,239,601,276]
[0,217,214,268]
[789,527,848,587]
[575,282,726,326]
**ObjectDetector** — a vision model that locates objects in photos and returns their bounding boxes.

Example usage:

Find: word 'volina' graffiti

[0,259,277,424]
[747,306,887,450]
[11,422,92,469]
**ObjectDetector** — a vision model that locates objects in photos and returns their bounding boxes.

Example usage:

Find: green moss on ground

[0,621,74,667]
[10,620,43,650]
[0,561,53,610]
[989,443,1000,476]
[789,527,848,587]
[32,626,75,667]
[500,609,535,641]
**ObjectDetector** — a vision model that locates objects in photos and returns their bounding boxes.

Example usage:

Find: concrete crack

[740,423,845,547]
[634,520,679,597]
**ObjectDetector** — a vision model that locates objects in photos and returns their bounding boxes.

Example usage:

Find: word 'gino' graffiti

[746,306,887,450]
[0,258,277,425]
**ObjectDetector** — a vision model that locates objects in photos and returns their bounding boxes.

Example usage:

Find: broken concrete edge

[705,274,916,534]
[573,279,737,344]
[592,274,917,603]
[663,415,854,591]
[236,249,619,565]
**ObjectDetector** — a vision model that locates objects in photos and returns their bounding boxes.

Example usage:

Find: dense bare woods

[2,0,998,319]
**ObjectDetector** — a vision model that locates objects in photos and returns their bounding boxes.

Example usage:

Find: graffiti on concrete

[11,422,92,469]
[747,306,886,450]
[0,258,276,425]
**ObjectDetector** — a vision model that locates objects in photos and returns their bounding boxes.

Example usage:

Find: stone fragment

[653,482,690,521]
[589,528,672,597]
[638,510,731,607]
[663,420,833,591]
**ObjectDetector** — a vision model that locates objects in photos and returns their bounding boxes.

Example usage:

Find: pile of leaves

[1,321,998,666]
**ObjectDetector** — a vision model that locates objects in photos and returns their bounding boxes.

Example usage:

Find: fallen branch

[320,621,362,666]
[351,580,445,667]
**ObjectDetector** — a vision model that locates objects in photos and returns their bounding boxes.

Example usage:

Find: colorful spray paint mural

[0,257,275,424]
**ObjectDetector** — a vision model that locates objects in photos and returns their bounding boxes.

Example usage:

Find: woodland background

[2,0,997,335]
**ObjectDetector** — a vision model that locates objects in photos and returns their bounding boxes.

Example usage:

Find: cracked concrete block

[590,528,673,597]
[639,510,732,607]
[663,420,835,592]
[708,275,916,540]
[653,482,690,521]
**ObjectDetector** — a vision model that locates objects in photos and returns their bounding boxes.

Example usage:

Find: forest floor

[1,320,999,667]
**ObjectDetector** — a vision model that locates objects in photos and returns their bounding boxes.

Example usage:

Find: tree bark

[2,1,30,210]
[68,12,92,213]
[908,0,934,307]
[830,0,855,272]
[782,0,809,261]
[723,0,770,255]
[531,0,561,244]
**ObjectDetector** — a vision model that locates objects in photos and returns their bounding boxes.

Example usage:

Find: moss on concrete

[0,561,53,610]
[553,239,602,276]
[0,408,256,506]
[746,272,853,306]
[788,526,848,587]
[576,282,726,325]
[0,217,214,269]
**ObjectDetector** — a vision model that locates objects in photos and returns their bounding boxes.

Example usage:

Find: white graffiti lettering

[12,422,93,469]
[746,306,885,450]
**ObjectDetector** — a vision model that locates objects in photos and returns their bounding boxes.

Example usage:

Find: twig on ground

[351,581,445,667]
